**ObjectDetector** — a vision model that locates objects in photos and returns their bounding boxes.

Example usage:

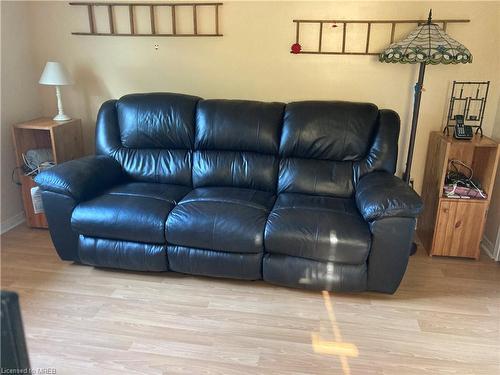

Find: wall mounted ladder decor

[70,2,223,37]
[290,17,469,55]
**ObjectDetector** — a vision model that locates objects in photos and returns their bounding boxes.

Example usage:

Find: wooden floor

[1,225,499,375]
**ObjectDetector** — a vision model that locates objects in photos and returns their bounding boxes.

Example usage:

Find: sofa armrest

[355,171,423,222]
[34,155,123,202]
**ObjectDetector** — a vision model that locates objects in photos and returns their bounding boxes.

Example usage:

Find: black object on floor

[410,242,417,256]
[1,291,30,371]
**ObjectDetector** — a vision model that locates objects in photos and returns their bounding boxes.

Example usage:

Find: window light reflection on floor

[311,291,359,375]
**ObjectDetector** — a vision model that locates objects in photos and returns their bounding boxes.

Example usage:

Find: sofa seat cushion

[264,193,371,264]
[166,187,276,254]
[72,182,191,244]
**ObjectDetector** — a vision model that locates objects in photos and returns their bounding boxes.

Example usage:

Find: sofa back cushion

[96,93,200,186]
[96,94,399,194]
[193,100,285,192]
[279,101,379,198]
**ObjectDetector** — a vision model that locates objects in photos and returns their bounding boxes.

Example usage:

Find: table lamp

[379,10,472,184]
[39,61,73,121]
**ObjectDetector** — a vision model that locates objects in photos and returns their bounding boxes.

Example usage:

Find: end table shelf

[11,118,83,228]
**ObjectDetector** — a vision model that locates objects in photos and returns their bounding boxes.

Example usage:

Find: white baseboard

[481,235,500,261]
[481,237,494,258]
[0,212,25,235]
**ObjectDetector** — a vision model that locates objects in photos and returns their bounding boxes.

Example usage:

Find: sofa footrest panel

[167,246,262,280]
[79,235,168,272]
[262,254,367,292]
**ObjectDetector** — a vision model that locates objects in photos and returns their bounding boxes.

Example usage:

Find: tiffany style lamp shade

[379,10,472,183]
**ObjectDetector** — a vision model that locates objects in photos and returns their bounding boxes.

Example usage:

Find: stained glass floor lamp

[379,10,472,184]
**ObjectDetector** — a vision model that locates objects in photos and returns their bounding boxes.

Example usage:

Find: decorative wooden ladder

[70,2,223,37]
[292,17,469,55]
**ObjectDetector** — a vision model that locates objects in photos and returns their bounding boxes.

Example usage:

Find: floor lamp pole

[403,62,426,184]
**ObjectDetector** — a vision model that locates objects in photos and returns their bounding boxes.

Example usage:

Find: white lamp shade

[39,61,73,85]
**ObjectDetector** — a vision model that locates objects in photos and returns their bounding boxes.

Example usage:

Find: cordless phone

[453,115,473,140]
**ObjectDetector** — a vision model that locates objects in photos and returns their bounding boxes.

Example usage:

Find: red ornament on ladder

[291,43,302,54]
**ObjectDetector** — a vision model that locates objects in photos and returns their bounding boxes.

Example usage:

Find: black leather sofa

[35,93,422,293]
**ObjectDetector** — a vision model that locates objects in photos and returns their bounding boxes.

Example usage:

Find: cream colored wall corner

[24,1,500,196]
[0,1,43,233]
[482,94,500,260]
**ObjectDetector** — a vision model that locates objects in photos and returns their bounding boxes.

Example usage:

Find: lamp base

[53,113,71,121]
[410,242,417,256]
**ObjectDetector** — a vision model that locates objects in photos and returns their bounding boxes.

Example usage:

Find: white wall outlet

[154,43,159,50]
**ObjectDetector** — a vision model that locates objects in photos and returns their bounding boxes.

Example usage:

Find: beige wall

[27,0,500,194]
[1,1,42,231]
[1,1,500,234]
[483,94,500,259]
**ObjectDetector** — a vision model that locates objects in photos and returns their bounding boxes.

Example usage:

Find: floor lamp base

[410,242,417,256]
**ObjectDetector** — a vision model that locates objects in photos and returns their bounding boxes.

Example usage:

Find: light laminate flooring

[1,225,499,374]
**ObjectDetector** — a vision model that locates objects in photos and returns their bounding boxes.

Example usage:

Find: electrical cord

[11,167,23,186]
[11,157,55,187]
[445,159,486,199]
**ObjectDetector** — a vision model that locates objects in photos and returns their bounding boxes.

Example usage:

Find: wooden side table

[11,118,84,228]
[417,131,499,259]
